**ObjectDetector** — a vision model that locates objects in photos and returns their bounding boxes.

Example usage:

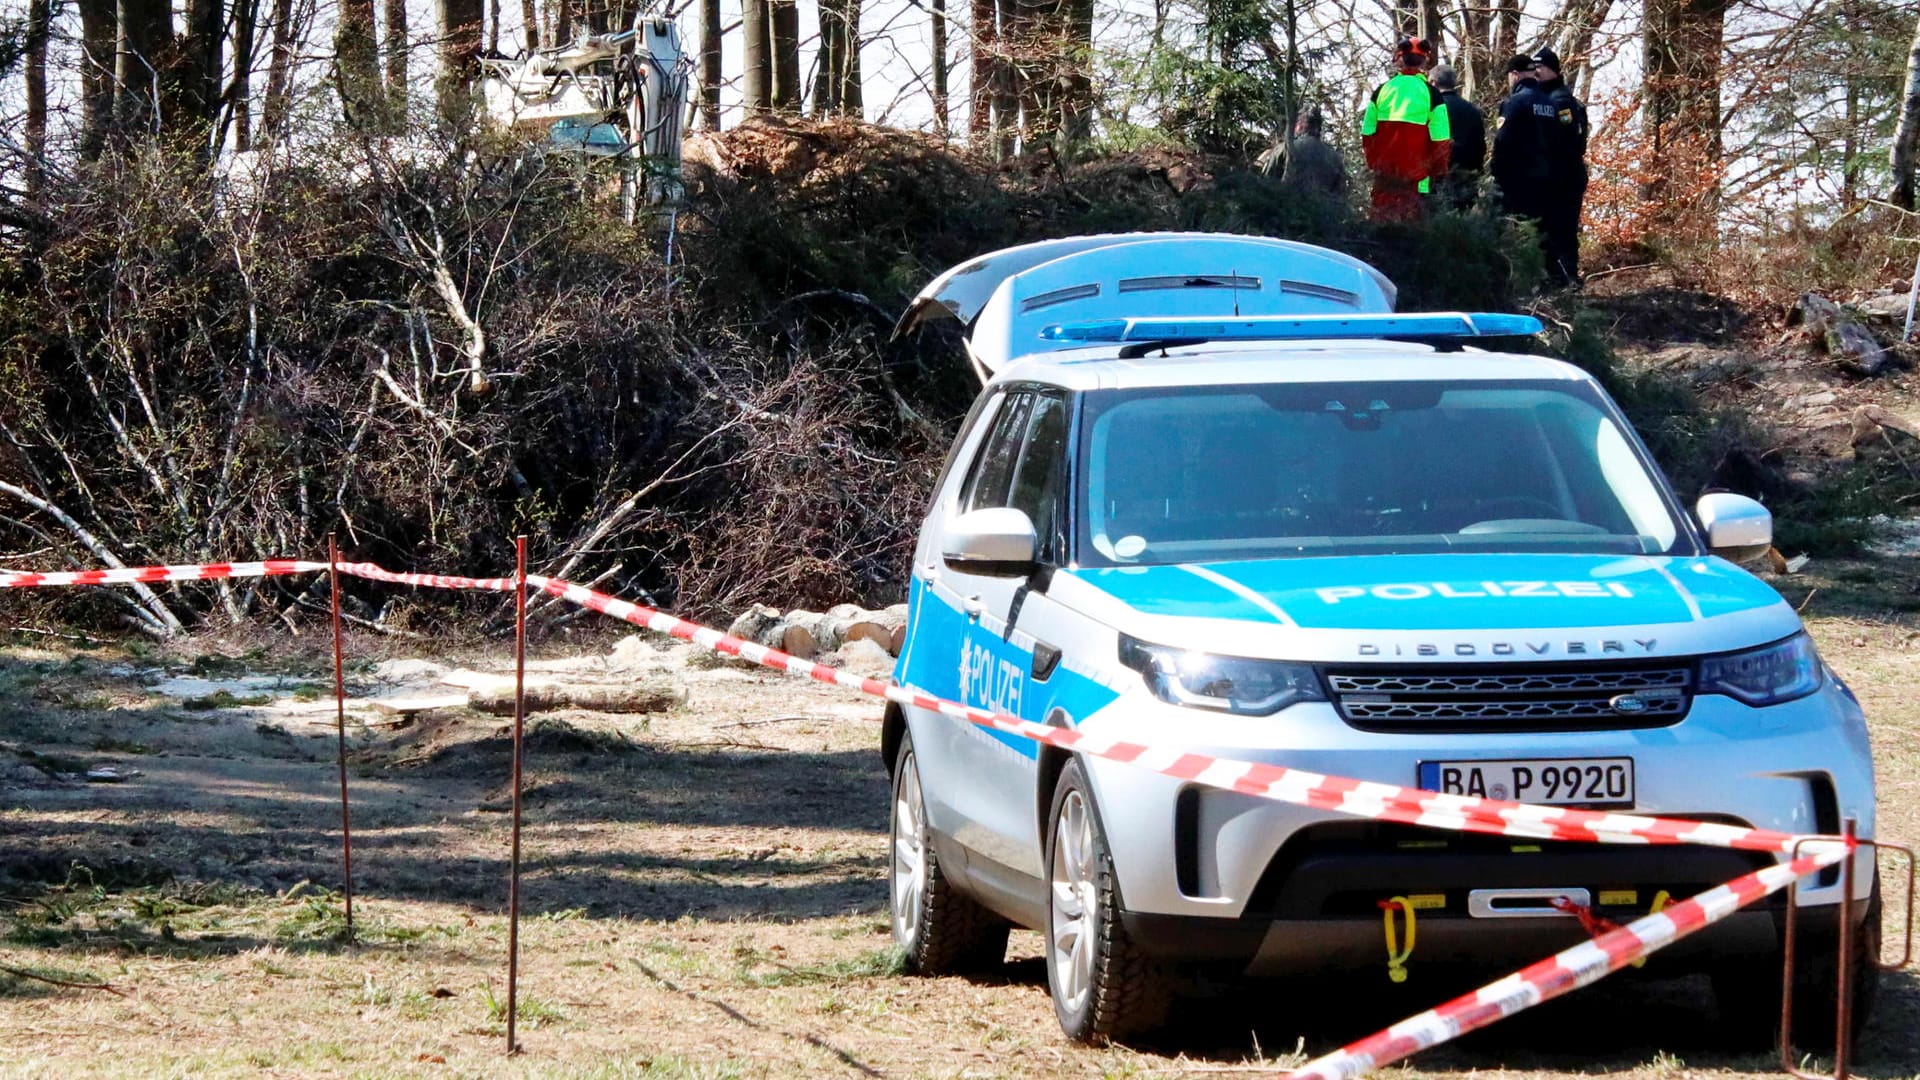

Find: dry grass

[3,567,1920,1079]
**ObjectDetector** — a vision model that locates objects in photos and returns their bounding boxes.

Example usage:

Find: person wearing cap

[1430,64,1485,210]
[1360,37,1451,222]
[1531,47,1590,287]
[1491,53,1551,241]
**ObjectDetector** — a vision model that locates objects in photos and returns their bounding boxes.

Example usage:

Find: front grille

[1322,663,1692,733]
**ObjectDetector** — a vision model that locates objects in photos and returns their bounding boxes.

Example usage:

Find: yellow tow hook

[1380,896,1416,983]
[1631,890,1674,970]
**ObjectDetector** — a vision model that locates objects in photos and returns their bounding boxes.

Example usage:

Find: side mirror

[1695,493,1772,563]
[941,507,1038,576]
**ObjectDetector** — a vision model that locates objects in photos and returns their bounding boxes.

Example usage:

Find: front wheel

[1046,758,1175,1043]
[889,733,1009,974]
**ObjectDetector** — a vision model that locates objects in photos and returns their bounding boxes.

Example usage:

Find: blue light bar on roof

[1038,312,1544,343]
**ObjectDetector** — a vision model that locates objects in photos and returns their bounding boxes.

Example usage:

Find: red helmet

[1394,37,1433,68]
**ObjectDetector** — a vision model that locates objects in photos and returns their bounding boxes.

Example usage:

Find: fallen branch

[0,964,128,997]
[0,479,184,637]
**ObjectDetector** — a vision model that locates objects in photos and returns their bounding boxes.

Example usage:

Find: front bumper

[1079,681,1876,939]
[1120,906,1828,977]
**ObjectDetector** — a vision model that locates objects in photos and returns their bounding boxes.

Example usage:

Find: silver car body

[886,237,1875,975]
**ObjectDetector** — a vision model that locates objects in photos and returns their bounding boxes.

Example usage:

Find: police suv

[881,234,1879,1044]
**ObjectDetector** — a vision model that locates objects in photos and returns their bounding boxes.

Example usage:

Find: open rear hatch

[893,233,1400,380]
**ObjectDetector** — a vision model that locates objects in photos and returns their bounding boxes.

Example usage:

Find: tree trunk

[385,0,409,103]
[337,0,385,128]
[230,0,257,150]
[769,0,800,113]
[1060,0,1091,146]
[437,0,484,118]
[813,0,861,115]
[1009,0,1049,150]
[261,0,296,142]
[25,0,48,195]
[970,0,994,142]
[181,0,224,127]
[699,0,721,127]
[1892,9,1920,208]
[117,0,173,136]
[931,0,949,134]
[78,0,115,158]
[1643,0,1727,237]
[1491,0,1520,72]
[812,0,839,114]
[991,0,1017,155]
[1546,0,1614,90]
[488,0,500,54]
[1418,0,1444,52]
[520,0,537,50]
[742,0,771,114]
[1459,0,1493,105]
[554,0,573,44]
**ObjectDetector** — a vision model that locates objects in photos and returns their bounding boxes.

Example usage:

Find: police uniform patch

[1558,109,1573,124]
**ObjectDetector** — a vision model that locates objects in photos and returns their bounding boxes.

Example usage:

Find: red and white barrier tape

[526,574,1836,860]
[0,556,1869,1080]
[332,562,519,592]
[0,560,326,587]
[0,559,519,593]
[0,556,1847,860]
[1281,848,1846,1080]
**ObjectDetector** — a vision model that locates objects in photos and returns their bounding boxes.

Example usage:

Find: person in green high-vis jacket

[1360,38,1452,222]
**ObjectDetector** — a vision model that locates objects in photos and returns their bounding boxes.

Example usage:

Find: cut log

[727,604,786,647]
[1851,404,1920,466]
[781,609,845,658]
[842,608,907,654]
[468,678,687,715]
[827,602,865,619]
[1794,293,1893,376]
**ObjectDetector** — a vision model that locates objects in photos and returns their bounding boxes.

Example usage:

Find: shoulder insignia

[1558,109,1573,124]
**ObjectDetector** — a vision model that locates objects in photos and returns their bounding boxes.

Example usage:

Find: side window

[961,393,1031,512]
[1008,395,1070,563]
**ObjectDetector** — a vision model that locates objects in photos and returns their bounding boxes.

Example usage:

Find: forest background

[0,0,1916,638]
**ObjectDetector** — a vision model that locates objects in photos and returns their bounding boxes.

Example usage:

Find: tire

[1045,757,1175,1044]
[889,733,1009,974]
[1712,885,1882,1052]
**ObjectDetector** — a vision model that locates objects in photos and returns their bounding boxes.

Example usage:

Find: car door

[917,388,1073,886]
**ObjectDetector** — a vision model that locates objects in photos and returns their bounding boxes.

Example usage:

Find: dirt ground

[3,556,1920,1080]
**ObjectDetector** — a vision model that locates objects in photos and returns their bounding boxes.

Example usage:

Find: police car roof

[985,339,1594,393]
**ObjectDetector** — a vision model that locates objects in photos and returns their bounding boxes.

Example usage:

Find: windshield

[1077,379,1689,566]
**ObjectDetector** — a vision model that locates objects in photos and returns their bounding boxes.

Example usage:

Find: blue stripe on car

[1071,554,1783,631]
[897,576,1121,759]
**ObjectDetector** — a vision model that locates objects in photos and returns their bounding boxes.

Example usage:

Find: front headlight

[1697,632,1823,706]
[1118,635,1326,715]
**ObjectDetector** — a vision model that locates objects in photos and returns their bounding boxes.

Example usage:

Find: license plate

[1418,757,1634,808]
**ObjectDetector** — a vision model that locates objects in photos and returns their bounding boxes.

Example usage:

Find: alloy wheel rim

[891,755,927,944]
[1049,789,1097,1014]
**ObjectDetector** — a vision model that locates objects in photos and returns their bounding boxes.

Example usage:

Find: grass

[727,945,905,988]
[479,981,567,1028]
